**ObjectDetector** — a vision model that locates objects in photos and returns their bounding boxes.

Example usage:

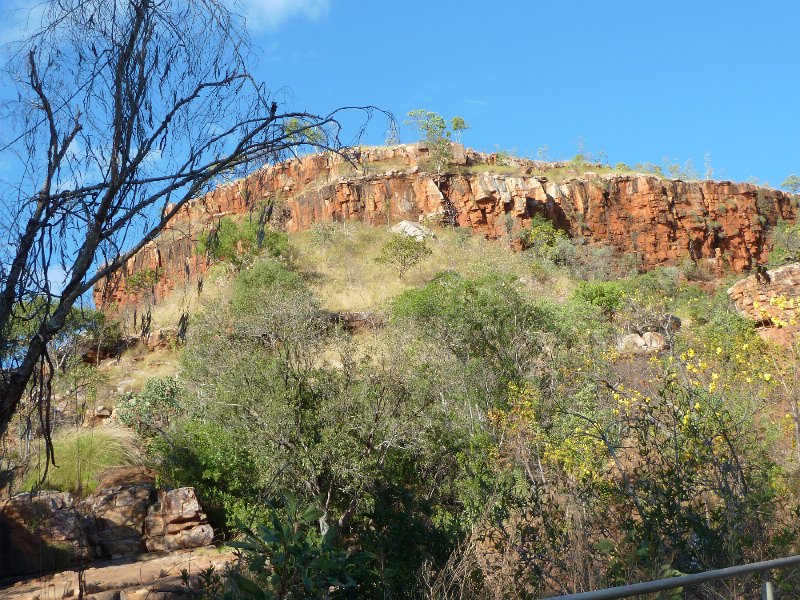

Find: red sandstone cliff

[93,144,797,311]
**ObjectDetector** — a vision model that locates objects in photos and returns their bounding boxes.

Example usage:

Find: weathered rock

[1,483,213,579]
[728,262,800,345]
[81,484,154,559]
[144,328,177,352]
[144,488,213,552]
[94,466,157,493]
[616,332,666,354]
[390,220,434,241]
[0,491,89,578]
[93,145,797,312]
[1,548,236,600]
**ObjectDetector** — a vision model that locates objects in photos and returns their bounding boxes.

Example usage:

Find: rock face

[0,485,212,578]
[0,491,89,578]
[93,144,797,312]
[728,263,800,345]
[144,488,214,552]
[390,220,434,240]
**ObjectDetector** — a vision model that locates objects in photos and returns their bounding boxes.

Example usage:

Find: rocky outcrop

[94,145,797,311]
[728,263,800,345]
[0,491,89,578]
[0,484,213,578]
[144,488,214,553]
[1,548,236,600]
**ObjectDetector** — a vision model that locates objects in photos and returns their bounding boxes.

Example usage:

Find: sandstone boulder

[616,332,666,354]
[81,484,155,558]
[728,263,800,345]
[390,220,434,241]
[144,488,213,552]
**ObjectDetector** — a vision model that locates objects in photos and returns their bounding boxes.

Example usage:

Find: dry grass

[292,222,573,312]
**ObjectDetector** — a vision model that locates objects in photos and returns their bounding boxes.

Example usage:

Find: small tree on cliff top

[0,0,387,455]
[405,109,460,180]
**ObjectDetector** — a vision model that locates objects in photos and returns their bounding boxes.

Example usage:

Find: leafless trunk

[0,0,388,453]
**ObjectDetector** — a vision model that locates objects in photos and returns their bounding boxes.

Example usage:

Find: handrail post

[761,574,774,600]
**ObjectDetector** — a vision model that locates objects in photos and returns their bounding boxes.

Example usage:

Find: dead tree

[0,0,386,448]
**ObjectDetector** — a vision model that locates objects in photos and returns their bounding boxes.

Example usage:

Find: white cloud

[232,0,330,30]
[0,1,42,46]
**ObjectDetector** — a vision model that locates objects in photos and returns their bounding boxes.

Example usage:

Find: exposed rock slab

[0,484,212,579]
[0,547,235,600]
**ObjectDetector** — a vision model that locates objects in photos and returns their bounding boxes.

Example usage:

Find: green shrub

[524,214,573,264]
[227,495,375,599]
[157,419,265,532]
[375,234,433,278]
[768,219,800,266]
[391,272,583,394]
[22,426,143,496]
[573,281,624,318]
[116,376,183,438]
[199,216,288,269]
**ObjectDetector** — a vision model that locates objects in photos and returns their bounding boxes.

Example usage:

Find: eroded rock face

[93,145,797,312]
[0,485,212,578]
[728,263,800,345]
[81,484,155,559]
[0,491,89,578]
[144,488,213,552]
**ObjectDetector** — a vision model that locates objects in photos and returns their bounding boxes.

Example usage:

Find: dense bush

[116,376,182,438]
[199,216,288,269]
[133,248,800,598]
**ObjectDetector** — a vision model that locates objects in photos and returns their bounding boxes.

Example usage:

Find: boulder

[390,220,434,241]
[144,488,213,552]
[616,332,666,355]
[81,484,155,559]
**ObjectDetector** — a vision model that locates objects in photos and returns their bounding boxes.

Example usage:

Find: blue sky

[239,0,800,186]
[0,0,797,185]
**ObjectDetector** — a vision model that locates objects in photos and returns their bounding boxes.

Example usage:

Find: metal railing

[543,555,800,600]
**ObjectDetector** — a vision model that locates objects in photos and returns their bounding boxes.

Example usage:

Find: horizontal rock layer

[0,483,213,578]
[93,145,797,311]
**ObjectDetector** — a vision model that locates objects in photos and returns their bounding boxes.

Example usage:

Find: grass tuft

[22,425,144,496]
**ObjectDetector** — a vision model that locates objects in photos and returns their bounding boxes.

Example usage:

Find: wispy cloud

[0,1,42,46]
[232,0,330,31]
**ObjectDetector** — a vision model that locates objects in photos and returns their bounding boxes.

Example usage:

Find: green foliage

[374,234,433,278]
[391,272,585,395]
[405,109,454,176]
[405,109,447,143]
[157,419,265,531]
[283,117,326,146]
[23,427,142,496]
[126,267,164,293]
[199,216,288,269]
[768,219,800,265]
[523,214,573,263]
[226,496,375,599]
[308,221,340,247]
[573,281,624,318]
[450,116,469,143]
[782,174,800,194]
[116,376,182,438]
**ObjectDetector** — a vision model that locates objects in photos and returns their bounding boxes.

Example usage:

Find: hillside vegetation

[9,219,800,598]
